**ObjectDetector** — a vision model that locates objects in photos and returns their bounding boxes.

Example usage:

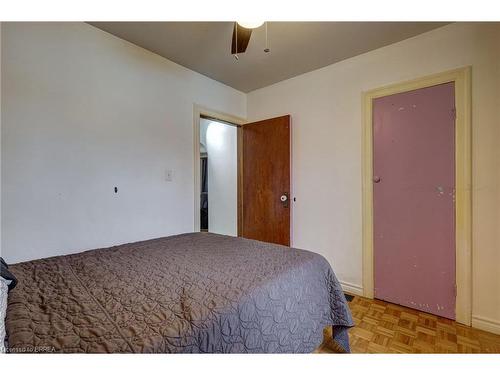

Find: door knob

[373,176,381,183]
[280,193,289,208]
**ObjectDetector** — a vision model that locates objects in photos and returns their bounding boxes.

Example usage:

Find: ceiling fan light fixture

[236,21,265,29]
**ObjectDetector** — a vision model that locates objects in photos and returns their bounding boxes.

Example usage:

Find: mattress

[5,232,353,353]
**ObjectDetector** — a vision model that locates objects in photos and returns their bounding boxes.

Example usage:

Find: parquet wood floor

[317,295,500,353]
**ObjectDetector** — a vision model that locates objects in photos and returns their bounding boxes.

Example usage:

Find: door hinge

[451,107,457,120]
[454,284,457,297]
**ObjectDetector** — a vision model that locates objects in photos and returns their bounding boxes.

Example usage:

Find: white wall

[200,118,238,236]
[247,23,500,330]
[1,22,246,263]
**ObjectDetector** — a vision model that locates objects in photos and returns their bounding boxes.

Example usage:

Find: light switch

[165,169,173,182]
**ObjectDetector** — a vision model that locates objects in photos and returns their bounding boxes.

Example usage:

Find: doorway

[193,107,244,235]
[362,67,472,325]
[193,107,292,246]
[199,116,239,235]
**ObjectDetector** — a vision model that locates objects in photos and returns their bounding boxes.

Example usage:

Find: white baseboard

[340,281,364,296]
[472,315,500,335]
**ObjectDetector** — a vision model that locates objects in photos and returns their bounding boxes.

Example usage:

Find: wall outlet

[165,169,173,182]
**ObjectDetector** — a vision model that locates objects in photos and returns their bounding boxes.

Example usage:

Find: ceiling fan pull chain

[264,22,270,53]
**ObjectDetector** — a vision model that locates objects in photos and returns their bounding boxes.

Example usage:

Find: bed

[4,232,353,353]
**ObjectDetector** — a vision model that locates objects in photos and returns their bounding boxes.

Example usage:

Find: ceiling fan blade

[231,22,252,54]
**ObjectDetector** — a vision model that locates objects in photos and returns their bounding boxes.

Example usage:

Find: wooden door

[241,115,291,246]
[373,83,456,319]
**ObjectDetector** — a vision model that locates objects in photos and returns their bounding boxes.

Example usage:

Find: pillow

[0,258,16,291]
[0,276,8,353]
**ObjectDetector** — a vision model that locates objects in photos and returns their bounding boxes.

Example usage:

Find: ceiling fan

[231,21,269,59]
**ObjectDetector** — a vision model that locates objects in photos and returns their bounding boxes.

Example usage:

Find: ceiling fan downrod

[231,22,269,60]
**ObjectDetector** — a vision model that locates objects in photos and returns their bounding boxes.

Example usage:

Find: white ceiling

[89,22,448,93]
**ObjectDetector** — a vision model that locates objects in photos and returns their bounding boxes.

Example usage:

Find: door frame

[361,67,472,325]
[193,104,246,235]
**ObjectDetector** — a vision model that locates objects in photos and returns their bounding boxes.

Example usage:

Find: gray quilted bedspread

[6,233,353,353]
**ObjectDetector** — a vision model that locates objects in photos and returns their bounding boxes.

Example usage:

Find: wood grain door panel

[242,115,291,246]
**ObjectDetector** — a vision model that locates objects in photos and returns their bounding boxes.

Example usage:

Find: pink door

[373,82,456,319]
